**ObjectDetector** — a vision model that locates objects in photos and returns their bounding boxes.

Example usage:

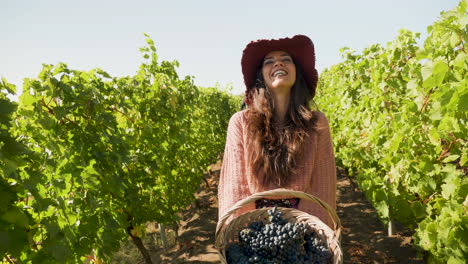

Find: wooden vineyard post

[388,219,395,236]
[159,223,169,251]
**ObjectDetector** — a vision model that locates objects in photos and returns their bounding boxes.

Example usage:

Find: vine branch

[41,98,78,126]
[420,88,434,113]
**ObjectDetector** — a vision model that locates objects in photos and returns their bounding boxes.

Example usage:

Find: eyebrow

[264,54,292,60]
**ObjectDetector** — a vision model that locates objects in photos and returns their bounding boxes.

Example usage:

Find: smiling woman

[217,35,337,229]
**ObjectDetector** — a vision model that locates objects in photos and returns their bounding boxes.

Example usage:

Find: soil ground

[112,161,425,263]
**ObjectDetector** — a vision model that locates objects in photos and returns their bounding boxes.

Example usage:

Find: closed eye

[263,55,293,65]
[263,59,274,65]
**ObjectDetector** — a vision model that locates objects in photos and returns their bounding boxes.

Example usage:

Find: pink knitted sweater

[217,110,337,228]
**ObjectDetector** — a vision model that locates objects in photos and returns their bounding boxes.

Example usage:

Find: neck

[271,92,290,125]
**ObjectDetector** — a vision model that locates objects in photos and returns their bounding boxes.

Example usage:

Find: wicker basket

[215,188,343,264]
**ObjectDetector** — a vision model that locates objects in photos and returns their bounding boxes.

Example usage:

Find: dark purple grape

[225,206,333,264]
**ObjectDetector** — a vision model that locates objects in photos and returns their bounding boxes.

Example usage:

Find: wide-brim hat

[241,35,318,104]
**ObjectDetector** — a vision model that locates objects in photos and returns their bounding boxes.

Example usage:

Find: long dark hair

[245,64,318,186]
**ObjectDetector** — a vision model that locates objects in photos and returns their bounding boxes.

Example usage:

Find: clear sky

[1,0,462,99]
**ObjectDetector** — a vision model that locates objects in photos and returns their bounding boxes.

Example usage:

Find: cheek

[261,67,269,79]
[289,67,297,82]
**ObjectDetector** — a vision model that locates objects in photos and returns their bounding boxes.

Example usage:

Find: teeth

[273,70,286,77]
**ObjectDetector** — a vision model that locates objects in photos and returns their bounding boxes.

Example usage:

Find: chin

[270,81,294,90]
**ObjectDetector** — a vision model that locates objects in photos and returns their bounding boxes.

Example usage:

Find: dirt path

[334,167,424,264]
[113,162,425,263]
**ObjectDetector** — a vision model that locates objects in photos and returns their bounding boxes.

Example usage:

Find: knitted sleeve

[316,113,337,211]
[217,112,252,221]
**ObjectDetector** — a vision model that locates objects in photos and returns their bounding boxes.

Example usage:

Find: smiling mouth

[272,70,287,77]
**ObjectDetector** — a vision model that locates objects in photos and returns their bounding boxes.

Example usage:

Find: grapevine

[316,1,467,263]
[0,35,240,263]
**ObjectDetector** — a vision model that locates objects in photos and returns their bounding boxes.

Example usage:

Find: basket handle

[216,188,341,239]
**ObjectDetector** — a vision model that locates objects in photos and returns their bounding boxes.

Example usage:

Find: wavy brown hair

[246,64,318,187]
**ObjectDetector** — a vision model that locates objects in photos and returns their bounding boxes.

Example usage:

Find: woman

[218,35,336,228]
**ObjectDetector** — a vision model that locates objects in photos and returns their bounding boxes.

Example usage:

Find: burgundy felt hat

[241,35,318,104]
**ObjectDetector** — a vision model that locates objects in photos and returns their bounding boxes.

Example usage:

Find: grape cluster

[226,206,332,264]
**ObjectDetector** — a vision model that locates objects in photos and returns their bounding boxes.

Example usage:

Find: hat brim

[241,35,318,103]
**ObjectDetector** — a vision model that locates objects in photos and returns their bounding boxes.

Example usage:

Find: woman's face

[261,51,296,93]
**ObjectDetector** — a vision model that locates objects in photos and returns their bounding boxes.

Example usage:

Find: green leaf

[375,201,389,219]
[447,256,466,264]
[50,242,70,262]
[422,60,449,90]
[428,127,441,146]
[458,91,468,113]
[2,158,18,176]
[449,33,459,48]
[19,92,38,106]
[394,199,412,222]
[1,208,29,228]
[37,116,55,129]
[418,221,438,250]
[0,98,17,116]
[441,182,458,199]
[442,154,459,163]
[1,77,17,94]
[438,116,461,133]
[452,53,467,69]
[0,227,28,257]
[96,68,111,79]
[411,201,427,219]
[460,150,467,167]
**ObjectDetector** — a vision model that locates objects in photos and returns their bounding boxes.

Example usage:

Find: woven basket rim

[216,188,341,236]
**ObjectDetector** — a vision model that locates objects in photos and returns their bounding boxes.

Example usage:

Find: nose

[274,59,284,67]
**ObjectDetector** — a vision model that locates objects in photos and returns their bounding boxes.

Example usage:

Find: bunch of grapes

[226,206,332,264]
